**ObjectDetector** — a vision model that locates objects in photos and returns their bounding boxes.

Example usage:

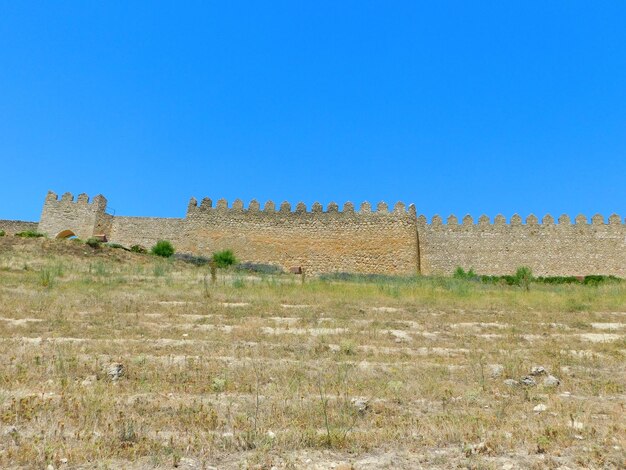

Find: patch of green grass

[15,230,45,238]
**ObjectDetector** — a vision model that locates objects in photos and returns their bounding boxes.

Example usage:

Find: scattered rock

[533,404,548,412]
[520,376,536,386]
[530,366,546,376]
[106,362,125,381]
[489,364,504,378]
[350,397,369,413]
[503,379,518,386]
[543,375,560,387]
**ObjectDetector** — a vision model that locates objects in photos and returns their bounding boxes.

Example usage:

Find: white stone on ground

[106,362,125,381]
[489,364,504,378]
[543,375,560,387]
[350,397,369,413]
[530,366,546,376]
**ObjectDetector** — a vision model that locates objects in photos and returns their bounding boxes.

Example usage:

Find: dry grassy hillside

[0,237,624,469]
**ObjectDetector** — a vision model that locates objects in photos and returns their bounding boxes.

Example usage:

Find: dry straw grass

[0,238,624,469]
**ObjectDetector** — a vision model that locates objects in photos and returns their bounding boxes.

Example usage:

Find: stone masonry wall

[0,220,38,235]
[178,198,419,275]
[12,191,626,277]
[418,214,626,277]
[109,216,186,250]
[38,191,109,240]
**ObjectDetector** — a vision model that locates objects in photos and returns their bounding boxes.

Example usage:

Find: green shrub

[16,230,44,238]
[453,267,477,280]
[151,240,175,258]
[0,230,5,237]
[535,276,580,284]
[212,249,237,268]
[86,237,102,248]
[130,245,147,254]
[514,266,533,291]
[583,274,621,286]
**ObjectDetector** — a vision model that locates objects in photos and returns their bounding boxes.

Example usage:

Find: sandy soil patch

[590,322,624,330]
[0,317,43,326]
[578,333,622,342]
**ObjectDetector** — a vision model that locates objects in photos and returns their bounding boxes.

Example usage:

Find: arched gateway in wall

[56,229,77,239]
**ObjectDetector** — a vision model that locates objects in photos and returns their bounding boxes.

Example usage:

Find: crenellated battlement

[419,213,624,227]
[45,191,108,210]
[186,197,416,216]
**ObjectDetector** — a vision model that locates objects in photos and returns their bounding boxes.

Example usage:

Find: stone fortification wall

[38,191,109,240]
[0,220,38,235]
[109,216,186,249]
[15,191,626,277]
[418,213,626,277]
[178,198,419,275]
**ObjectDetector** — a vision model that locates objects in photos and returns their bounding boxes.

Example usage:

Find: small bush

[86,237,102,248]
[453,267,477,281]
[212,249,237,268]
[151,240,175,258]
[16,230,44,238]
[583,274,621,286]
[514,266,533,291]
[0,230,5,237]
[535,276,580,285]
[130,245,147,254]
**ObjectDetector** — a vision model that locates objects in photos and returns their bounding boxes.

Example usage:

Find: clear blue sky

[1,1,625,221]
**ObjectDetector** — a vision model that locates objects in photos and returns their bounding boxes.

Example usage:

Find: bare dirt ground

[0,238,624,469]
